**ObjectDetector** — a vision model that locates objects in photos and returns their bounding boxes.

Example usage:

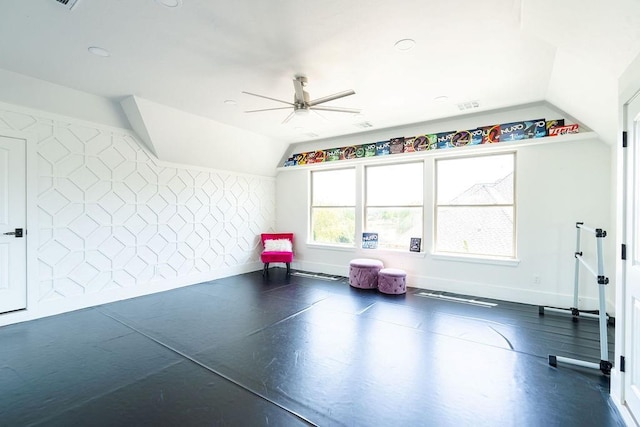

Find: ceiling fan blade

[245,107,293,113]
[293,78,305,104]
[242,91,294,106]
[311,109,329,121]
[310,105,361,114]
[281,111,296,124]
[308,90,355,106]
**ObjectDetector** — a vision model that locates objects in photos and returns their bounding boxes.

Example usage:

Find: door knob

[3,228,23,238]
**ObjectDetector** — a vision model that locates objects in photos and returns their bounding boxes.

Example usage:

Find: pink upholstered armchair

[260,233,294,276]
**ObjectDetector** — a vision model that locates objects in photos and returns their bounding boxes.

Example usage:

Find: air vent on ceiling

[457,100,480,111]
[54,0,82,10]
[354,121,373,129]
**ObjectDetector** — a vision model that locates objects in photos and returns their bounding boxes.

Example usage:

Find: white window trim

[434,152,517,259]
[309,167,357,247]
[432,252,520,266]
[364,161,424,251]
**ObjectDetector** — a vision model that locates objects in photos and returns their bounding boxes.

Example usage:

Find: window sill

[306,243,356,252]
[432,253,520,267]
[364,248,428,258]
[305,244,428,258]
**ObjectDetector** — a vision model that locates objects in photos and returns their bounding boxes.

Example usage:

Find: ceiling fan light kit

[242,76,359,124]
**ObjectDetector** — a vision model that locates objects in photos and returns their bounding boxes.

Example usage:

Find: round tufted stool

[349,258,384,289]
[377,268,407,294]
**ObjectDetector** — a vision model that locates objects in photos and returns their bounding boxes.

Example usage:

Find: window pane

[311,207,355,245]
[312,169,355,206]
[436,206,514,257]
[366,207,423,250]
[367,163,423,206]
[437,154,514,205]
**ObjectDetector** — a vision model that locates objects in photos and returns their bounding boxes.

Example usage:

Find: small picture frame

[362,232,378,249]
[410,237,421,252]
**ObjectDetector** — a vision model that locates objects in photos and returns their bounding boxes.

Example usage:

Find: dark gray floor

[0,269,623,426]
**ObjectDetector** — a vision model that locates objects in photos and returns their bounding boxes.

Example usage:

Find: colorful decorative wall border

[284,118,579,167]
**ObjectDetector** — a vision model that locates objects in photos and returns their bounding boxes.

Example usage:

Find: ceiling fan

[242,75,360,124]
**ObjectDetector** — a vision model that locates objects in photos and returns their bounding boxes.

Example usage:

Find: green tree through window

[311,168,356,246]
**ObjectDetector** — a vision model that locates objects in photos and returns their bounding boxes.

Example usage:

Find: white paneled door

[625,94,640,420]
[0,135,26,313]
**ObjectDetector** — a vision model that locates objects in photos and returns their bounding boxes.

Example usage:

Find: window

[435,153,515,257]
[310,168,356,246]
[365,162,423,250]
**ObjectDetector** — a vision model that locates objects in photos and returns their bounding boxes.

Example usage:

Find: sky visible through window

[366,162,423,206]
[314,156,512,206]
[312,168,355,206]
[437,154,514,204]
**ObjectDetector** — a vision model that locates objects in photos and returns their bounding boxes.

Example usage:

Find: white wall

[277,104,615,312]
[0,101,276,327]
[121,96,288,177]
[0,68,129,130]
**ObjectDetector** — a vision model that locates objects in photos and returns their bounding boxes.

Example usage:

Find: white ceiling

[0,0,639,147]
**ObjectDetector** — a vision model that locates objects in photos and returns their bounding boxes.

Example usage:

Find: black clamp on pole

[576,221,584,228]
[600,360,612,375]
[596,229,607,238]
[597,276,609,285]
[574,251,583,258]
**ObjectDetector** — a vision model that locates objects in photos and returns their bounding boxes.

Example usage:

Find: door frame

[0,128,37,323]
[612,91,640,426]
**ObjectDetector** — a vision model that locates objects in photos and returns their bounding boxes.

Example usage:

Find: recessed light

[354,121,374,129]
[224,99,237,105]
[434,96,448,102]
[394,38,416,51]
[88,46,110,57]
[155,0,182,7]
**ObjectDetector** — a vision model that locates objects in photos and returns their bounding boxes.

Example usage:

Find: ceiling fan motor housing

[294,90,311,109]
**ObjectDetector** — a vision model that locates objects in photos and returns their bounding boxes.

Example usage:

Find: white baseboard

[0,262,262,327]
[292,260,349,278]
[293,260,601,309]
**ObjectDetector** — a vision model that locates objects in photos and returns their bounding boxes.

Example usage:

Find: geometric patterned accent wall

[0,106,275,302]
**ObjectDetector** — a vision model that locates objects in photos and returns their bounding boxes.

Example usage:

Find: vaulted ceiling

[1,0,639,171]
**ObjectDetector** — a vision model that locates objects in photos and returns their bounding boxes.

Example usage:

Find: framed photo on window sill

[362,232,378,249]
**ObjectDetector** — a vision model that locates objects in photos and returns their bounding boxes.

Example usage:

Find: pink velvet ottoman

[377,268,407,294]
[349,258,384,289]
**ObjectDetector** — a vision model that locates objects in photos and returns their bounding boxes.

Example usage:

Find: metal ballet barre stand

[539,222,612,375]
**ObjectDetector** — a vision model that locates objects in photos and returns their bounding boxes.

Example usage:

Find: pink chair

[260,233,294,276]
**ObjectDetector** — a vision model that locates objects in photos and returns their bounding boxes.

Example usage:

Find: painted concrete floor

[0,269,624,426]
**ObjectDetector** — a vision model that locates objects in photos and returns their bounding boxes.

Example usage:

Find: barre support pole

[596,231,609,364]
[573,223,582,309]
[544,222,612,375]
